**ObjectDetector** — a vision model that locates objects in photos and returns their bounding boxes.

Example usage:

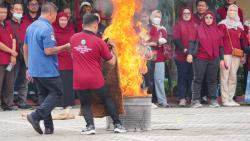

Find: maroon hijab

[173,8,196,47]
[53,12,75,45]
[198,11,222,57]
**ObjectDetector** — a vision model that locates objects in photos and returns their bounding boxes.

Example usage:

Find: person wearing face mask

[173,8,196,107]
[188,11,225,108]
[218,4,246,107]
[8,2,31,109]
[70,14,126,135]
[76,1,93,32]
[23,0,40,25]
[52,12,75,109]
[23,2,71,135]
[217,0,244,23]
[147,10,169,108]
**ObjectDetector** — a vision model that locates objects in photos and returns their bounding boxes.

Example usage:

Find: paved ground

[0,106,250,141]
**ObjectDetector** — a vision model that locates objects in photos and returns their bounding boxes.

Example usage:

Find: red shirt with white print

[70,30,112,90]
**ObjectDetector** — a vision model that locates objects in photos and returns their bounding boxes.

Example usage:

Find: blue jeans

[175,60,193,99]
[245,71,250,103]
[31,77,63,129]
[154,62,167,105]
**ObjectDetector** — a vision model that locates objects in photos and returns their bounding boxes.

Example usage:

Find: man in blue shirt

[23,2,70,135]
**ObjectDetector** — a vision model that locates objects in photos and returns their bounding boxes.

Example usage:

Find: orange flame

[103,0,147,97]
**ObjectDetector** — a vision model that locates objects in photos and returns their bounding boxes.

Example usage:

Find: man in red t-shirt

[70,14,126,135]
[0,3,18,111]
[9,2,31,109]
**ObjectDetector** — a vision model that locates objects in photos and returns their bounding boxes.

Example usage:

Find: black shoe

[44,128,54,134]
[200,96,209,104]
[18,104,32,109]
[3,106,18,111]
[27,114,43,134]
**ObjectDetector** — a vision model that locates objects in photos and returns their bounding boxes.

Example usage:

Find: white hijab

[218,4,244,30]
[150,10,166,30]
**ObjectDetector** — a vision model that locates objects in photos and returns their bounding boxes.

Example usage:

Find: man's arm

[0,42,18,56]
[44,43,71,55]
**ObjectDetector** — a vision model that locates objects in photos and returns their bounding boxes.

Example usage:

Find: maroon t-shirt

[0,21,14,65]
[149,25,167,62]
[218,24,244,55]
[23,14,39,25]
[70,30,113,90]
[6,19,29,53]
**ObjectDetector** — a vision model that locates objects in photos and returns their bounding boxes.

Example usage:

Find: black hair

[196,0,208,6]
[83,13,99,26]
[11,0,23,9]
[62,4,70,10]
[0,2,8,9]
[41,2,58,13]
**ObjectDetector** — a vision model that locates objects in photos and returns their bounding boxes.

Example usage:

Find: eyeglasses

[183,12,191,16]
[205,16,213,20]
[29,3,39,6]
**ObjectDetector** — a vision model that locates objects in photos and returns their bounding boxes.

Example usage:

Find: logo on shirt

[51,32,56,41]
[74,40,92,54]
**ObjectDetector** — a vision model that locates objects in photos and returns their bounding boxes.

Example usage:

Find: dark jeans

[77,85,121,127]
[31,77,63,129]
[144,61,156,100]
[14,56,28,104]
[0,65,15,109]
[192,58,219,101]
[175,60,193,99]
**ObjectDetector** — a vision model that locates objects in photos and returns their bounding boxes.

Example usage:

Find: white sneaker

[81,125,96,135]
[191,100,203,108]
[229,101,240,107]
[209,100,220,108]
[54,107,63,110]
[151,103,158,108]
[114,124,127,133]
[179,99,187,107]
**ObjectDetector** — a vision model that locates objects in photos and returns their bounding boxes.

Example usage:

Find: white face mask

[152,17,161,25]
[13,13,23,20]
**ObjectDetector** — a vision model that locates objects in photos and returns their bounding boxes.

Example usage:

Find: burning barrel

[103,0,152,132]
[106,96,152,131]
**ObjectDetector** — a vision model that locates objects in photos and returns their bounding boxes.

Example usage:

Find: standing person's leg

[95,85,126,133]
[244,71,250,103]
[94,86,121,125]
[27,77,63,134]
[77,90,94,127]
[0,65,6,109]
[59,70,75,108]
[33,79,54,134]
[148,61,157,103]
[2,67,15,110]
[14,57,29,108]
[205,58,220,107]
[175,60,188,106]
[228,56,240,104]
[154,62,168,107]
[220,55,232,104]
[187,63,193,102]
[77,90,96,135]
[191,59,207,107]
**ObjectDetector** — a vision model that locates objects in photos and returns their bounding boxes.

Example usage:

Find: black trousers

[77,85,121,127]
[192,58,219,101]
[31,77,63,129]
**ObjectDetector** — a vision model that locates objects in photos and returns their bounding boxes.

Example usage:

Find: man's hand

[11,50,18,57]
[64,43,71,51]
[26,70,33,82]
[10,56,16,65]
[186,54,193,63]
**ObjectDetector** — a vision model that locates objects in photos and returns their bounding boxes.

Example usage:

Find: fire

[103,0,147,97]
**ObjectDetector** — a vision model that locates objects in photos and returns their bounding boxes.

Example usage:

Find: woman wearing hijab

[145,10,169,107]
[53,12,75,109]
[218,4,245,107]
[173,8,196,106]
[188,11,225,108]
